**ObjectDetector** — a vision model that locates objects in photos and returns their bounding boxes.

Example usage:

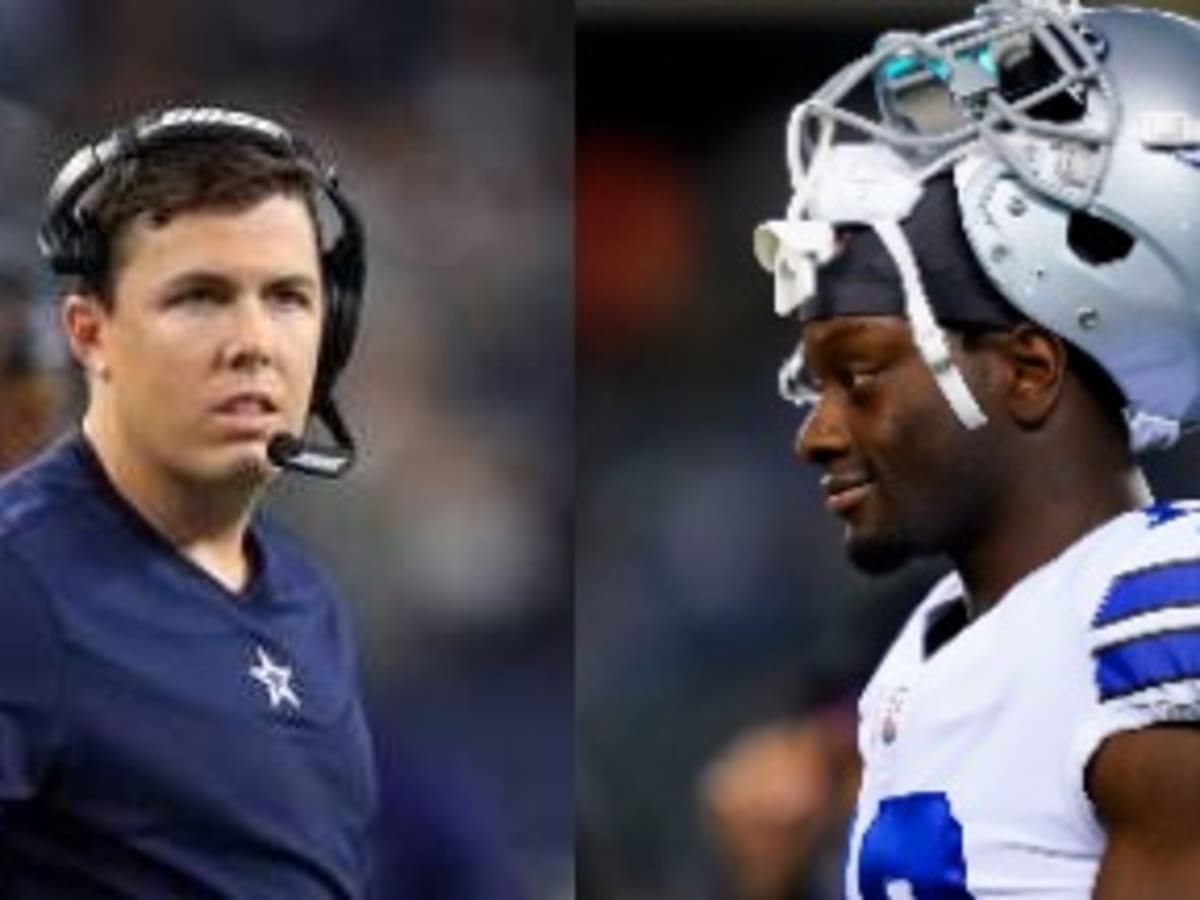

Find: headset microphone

[266,393,356,478]
[267,435,352,478]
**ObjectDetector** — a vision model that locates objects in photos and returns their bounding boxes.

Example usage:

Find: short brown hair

[84,136,320,305]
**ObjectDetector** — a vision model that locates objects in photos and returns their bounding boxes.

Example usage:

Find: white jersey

[845,503,1200,899]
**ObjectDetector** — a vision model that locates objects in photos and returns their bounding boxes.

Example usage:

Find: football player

[0,107,375,896]
[755,2,1200,896]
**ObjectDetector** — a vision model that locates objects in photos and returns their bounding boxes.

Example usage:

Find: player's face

[69,194,323,488]
[795,315,987,573]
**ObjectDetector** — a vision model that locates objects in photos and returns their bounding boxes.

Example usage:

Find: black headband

[804,176,1026,331]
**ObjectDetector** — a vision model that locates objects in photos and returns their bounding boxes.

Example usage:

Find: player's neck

[82,416,261,593]
[953,463,1151,622]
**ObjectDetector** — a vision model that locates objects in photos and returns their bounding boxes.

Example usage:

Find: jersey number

[858,792,975,900]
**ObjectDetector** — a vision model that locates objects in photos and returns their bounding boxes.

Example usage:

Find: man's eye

[847,369,879,390]
[170,286,222,306]
[270,288,315,309]
[837,363,888,397]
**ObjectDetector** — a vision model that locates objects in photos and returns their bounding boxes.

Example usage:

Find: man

[0,106,375,896]
[754,2,1200,897]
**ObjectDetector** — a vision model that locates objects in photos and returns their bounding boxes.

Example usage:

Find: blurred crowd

[0,0,570,896]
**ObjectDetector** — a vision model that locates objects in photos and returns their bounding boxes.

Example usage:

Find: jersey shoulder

[1086,501,1200,708]
[0,443,83,793]
[0,436,99,543]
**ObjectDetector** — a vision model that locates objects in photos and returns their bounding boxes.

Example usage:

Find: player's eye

[844,366,882,393]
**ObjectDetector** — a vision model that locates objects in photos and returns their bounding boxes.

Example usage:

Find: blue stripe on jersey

[1094,560,1200,627]
[1096,628,1200,700]
[1143,501,1188,528]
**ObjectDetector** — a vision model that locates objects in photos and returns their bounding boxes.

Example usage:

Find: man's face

[795,315,989,574]
[72,194,324,487]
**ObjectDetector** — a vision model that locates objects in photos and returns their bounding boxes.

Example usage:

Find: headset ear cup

[42,215,98,282]
[73,210,107,287]
[41,195,107,287]
[317,276,344,395]
[38,221,72,276]
[317,231,364,393]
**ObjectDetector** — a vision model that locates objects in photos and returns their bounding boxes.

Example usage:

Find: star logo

[248,645,301,711]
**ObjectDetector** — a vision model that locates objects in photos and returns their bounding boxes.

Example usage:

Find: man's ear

[995,323,1068,429]
[62,293,111,381]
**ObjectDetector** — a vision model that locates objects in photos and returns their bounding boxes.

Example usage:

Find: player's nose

[795,396,850,465]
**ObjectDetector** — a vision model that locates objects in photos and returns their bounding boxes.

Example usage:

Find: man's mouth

[820,471,876,515]
[214,392,280,416]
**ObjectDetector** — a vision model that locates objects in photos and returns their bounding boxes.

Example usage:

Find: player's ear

[995,323,1067,429]
[62,293,112,381]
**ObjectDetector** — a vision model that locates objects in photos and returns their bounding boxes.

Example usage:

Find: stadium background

[578,0,1200,897]
[0,0,569,897]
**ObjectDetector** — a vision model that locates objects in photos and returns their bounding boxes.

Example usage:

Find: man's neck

[952,465,1151,621]
[83,417,261,594]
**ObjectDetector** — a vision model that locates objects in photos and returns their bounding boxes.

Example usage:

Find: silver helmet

[755,1,1200,451]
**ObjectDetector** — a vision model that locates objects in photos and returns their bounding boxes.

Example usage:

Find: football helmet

[755,1,1200,451]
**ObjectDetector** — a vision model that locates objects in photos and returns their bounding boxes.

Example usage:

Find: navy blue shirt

[0,435,376,898]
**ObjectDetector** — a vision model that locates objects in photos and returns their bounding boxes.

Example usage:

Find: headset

[38,105,366,477]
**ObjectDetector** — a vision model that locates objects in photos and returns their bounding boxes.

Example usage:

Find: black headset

[38,106,366,477]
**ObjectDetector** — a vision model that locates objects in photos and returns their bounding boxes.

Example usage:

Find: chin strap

[872,220,989,431]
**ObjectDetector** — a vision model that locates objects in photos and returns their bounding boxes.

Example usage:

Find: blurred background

[0,0,570,897]
[577,1,1200,898]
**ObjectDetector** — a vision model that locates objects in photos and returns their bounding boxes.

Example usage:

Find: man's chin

[201,443,277,489]
[844,530,915,575]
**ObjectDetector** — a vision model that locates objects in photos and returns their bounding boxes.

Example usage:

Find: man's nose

[794,395,849,465]
[225,295,276,371]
